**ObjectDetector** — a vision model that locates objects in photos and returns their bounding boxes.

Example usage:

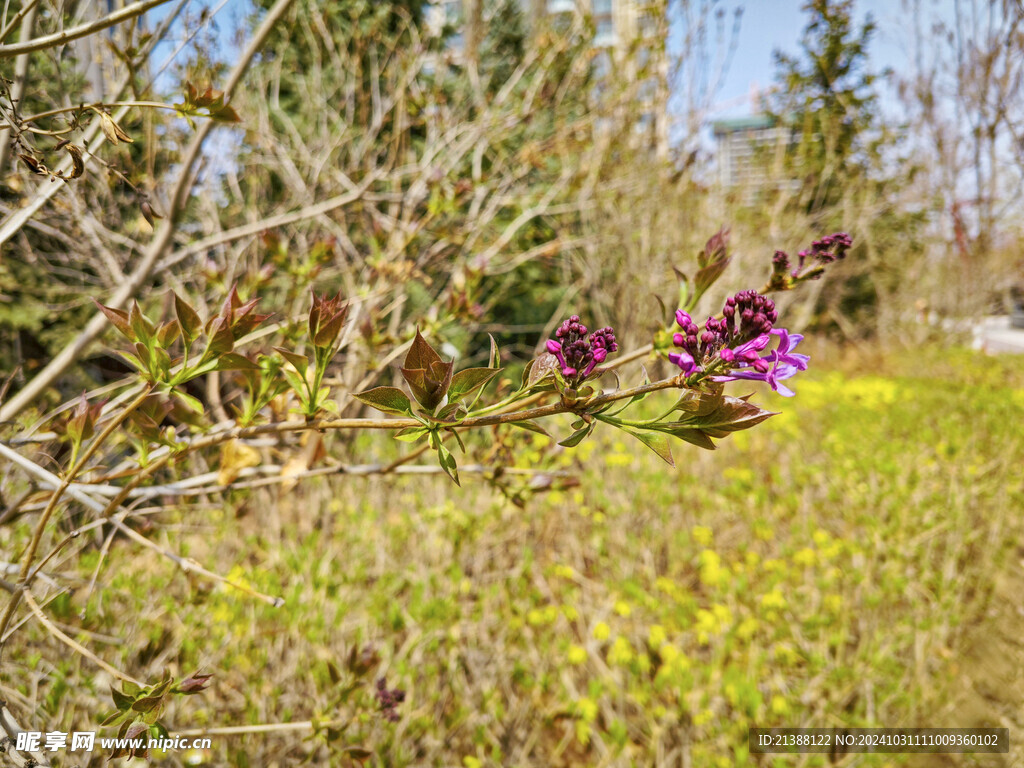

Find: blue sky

[704,0,955,119]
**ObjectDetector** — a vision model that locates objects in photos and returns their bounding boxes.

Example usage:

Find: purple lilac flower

[713,328,809,397]
[670,291,777,371]
[669,292,809,395]
[546,316,618,385]
[790,232,854,279]
[376,677,406,722]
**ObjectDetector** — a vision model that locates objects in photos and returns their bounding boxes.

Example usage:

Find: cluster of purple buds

[672,291,778,364]
[669,291,808,396]
[772,232,853,285]
[546,316,618,386]
[797,231,853,269]
[375,677,406,722]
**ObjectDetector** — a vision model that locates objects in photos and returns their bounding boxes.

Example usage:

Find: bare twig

[22,591,143,685]
[0,0,173,58]
[0,698,51,767]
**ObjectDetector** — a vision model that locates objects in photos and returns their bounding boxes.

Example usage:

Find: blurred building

[711,115,794,192]
[427,0,669,156]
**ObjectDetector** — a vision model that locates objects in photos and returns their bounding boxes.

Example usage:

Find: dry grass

[3,345,1024,766]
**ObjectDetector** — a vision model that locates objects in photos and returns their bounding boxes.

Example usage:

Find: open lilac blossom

[670,292,776,372]
[669,293,809,395]
[546,316,618,386]
[713,329,810,397]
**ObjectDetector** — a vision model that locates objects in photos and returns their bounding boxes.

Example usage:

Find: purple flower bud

[589,327,617,352]
[547,316,617,386]
[673,332,685,346]
[676,310,693,328]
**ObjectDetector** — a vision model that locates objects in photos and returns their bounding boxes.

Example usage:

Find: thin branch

[0,0,38,44]
[0,0,186,250]
[176,720,330,737]
[0,387,151,655]
[22,591,143,685]
[0,0,174,58]
[0,698,51,767]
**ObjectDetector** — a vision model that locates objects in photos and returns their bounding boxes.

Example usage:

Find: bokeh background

[2,0,1024,765]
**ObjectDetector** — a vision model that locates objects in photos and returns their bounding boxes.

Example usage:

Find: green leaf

[405,329,444,372]
[273,347,310,376]
[509,420,550,436]
[156,320,179,348]
[436,444,460,485]
[173,293,203,342]
[671,391,776,437]
[117,350,144,372]
[173,390,205,415]
[352,387,413,415]
[206,317,234,355]
[672,266,690,311]
[450,428,466,453]
[666,426,718,451]
[433,401,468,422]
[559,422,594,448]
[280,368,307,401]
[488,334,500,369]
[152,346,172,379]
[394,426,428,442]
[94,300,134,340]
[132,695,163,713]
[128,301,154,343]
[133,342,153,372]
[216,353,261,371]
[100,709,131,727]
[621,427,675,466]
[602,390,648,418]
[111,686,134,711]
[448,367,501,402]
[527,354,560,388]
[693,258,731,297]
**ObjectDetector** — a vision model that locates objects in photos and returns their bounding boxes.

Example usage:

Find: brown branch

[22,591,144,685]
[0,386,152,657]
[0,0,174,58]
